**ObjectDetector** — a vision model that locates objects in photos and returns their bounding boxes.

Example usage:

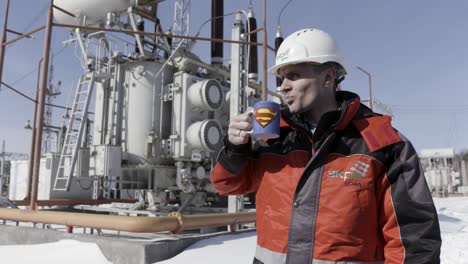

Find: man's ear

[322,67,337,89]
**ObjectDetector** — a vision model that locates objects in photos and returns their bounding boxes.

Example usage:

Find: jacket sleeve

[376,137,441,264]
[210,138,262,195]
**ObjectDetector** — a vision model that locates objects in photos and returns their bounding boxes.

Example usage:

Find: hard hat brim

[268,56,345,77]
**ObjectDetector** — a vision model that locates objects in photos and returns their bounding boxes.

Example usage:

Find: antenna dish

[54,0,134,27]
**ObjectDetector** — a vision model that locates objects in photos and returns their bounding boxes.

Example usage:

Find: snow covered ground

[158,231,257,264]
[0,197,467,264]
[434,197,468,264]
[0,239,112,264]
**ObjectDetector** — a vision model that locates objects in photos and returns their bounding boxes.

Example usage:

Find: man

[211,28,441,264]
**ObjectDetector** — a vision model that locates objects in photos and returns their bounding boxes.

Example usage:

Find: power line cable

[446,112,456,147]
[9,45,68,87]
[22,2,49,33]
[391,104,468,113]
[392,109,468,112]
[8,67,39,87]
[277,0,294,27]
[390,104,468,109]
[0,81,94,114]
[0,81,35,102]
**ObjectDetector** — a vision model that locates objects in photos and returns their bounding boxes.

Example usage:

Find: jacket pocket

[355,187,370,214]
[344,181,371,214]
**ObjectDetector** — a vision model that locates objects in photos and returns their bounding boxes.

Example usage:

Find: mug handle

[246,108,254,137]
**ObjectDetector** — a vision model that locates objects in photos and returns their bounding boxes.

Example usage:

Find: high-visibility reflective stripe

[313,260,384,264]
[255,245,287,264]
[254,244,385,264]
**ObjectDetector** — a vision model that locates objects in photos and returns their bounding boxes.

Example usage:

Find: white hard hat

[268,28,347,78]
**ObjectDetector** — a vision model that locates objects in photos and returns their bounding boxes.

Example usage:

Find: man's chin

[287,106,299,114]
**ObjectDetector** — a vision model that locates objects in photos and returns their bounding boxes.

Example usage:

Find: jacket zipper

[286,132,336,264]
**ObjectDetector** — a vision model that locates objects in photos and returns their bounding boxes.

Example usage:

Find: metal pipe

[52,4,77,18]
[127,11,145,57]
[261,0,267,101]
[26,58,43,200]
[164,30,172,59]
[6,29,33,38]
[53,23,273,49]
[30,0,54,210]
[245,27,263,36]
[180,57,230,79]
[2,25,46,47]
[356,66,373,110]
[0,0,10,92]
[134,17,145,54]
[13,199,137,207]
[0,208,256,233]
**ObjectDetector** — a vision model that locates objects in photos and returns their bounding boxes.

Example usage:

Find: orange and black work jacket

[211,91,441,264]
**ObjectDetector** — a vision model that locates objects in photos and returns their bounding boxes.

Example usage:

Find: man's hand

[228,107,253,145]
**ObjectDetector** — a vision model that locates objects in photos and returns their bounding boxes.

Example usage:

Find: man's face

[278,63,330,114]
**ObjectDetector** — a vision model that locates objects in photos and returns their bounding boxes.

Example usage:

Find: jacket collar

[281,91,367,134]
[333,91,362,131]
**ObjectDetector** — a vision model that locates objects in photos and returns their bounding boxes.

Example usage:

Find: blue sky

[1,0,468,154]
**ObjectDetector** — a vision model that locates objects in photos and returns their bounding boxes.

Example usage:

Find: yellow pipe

[0,208,256,233]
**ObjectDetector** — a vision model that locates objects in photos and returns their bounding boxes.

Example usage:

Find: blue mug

[252,101,281,140]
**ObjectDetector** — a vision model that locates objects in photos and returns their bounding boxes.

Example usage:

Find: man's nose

[278,79,291,94]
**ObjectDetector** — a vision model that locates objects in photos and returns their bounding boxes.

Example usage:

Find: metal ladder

[53,73,96,191]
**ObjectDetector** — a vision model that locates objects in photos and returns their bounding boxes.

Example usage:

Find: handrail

[0,208,256,233]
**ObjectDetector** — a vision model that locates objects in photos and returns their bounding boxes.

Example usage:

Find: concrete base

[0,224,255,264]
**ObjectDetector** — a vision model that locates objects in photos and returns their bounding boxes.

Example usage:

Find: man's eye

[288,73,300,80]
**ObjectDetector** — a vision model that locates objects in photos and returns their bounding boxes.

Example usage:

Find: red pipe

[30,0,54,210]
[0,0,10,91]
[26,58,43,200]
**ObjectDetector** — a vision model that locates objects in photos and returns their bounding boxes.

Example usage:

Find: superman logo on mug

[254,107,278,127]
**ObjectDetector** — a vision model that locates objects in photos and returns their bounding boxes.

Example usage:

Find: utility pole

[356,66,373,110]
[0,0,11,92]
[0,140,5,196]
[30,0,54,210]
